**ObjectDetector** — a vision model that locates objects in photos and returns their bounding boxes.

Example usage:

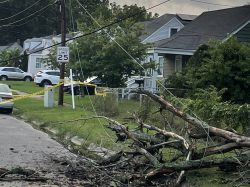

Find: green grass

[14,97,123,150]
[2,80,42,94]
[7,80,138,151]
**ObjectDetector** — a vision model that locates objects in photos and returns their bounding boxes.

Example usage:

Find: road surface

[0,114,82,186]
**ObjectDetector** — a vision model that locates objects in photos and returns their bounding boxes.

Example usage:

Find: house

[140,14,197,44]
[24,34,73,75]
[149,5,250,80]
[126,13,197,92]
[0,40,23,52]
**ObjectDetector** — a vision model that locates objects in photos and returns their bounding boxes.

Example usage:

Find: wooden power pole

[58,0,66,106]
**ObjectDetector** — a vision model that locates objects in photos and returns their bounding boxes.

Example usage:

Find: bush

[167,86,250,135]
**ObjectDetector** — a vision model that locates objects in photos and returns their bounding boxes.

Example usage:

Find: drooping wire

[75,0,225,155]
[0,1,57,28]
[190,0,235,7]
[0,2,56,31]
[68,0,117,144]
[0,0,42,21]
[0,0,9,4]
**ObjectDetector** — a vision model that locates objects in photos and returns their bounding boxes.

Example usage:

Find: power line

[0,0,222,149]
[0,0,9,4]
[76,0,146,71]
[190,0,235,7]
[0,3,55,31]
[0,0,172,64]
[69,0,129,143]
[75,0,227,148]
[0,1,56,28]
[0,0,42,21]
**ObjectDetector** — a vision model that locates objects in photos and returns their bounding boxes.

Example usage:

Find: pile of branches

[66,90,250,186]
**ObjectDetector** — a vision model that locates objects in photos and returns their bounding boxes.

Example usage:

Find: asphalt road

[0,114,80,186]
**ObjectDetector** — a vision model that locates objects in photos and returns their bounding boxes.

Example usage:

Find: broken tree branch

[137,90,250,148]
[146,155,249,179]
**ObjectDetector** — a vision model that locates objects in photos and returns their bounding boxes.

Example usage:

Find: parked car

[34,70,61,87]
[0,83,14,114]
[0,67,33,81]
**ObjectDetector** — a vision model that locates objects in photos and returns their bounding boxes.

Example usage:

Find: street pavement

[0,114,80,186]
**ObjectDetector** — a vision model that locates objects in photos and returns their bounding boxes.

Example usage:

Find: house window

[35,58,42,69]
[170,28,178,37]
[175,55,182,72]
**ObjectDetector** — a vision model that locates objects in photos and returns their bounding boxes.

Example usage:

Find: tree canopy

[45,2,155,87]
[0,0,157,45]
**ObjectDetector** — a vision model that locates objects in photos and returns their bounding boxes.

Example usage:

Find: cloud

[111,0,250,15]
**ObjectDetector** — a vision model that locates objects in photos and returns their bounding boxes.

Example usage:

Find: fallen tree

[59,89,250,186]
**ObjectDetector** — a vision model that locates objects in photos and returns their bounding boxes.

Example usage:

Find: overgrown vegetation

[164,38,250,134]
[165,86,250,135]
[167,38,250,104]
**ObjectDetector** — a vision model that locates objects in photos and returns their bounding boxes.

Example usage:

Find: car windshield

[0,84,11,93]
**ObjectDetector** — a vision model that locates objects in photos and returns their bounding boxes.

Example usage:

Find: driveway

[0,114,82,186]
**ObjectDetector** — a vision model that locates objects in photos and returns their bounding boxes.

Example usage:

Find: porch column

[152,52,159,93]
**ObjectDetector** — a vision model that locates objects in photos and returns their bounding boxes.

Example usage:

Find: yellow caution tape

[0,82,63,105]
[0,79,108,105]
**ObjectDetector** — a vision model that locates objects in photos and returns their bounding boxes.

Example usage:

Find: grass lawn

[6,80,139,151]
[2,80,42,94]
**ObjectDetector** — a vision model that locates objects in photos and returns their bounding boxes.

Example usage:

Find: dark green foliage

[167,38,250,104]
[19,51,28,71]
[168,86,250,135]
[0,0,156,45]
[67,3,151,87]
[0,49,21,67]
[0,0,60,45]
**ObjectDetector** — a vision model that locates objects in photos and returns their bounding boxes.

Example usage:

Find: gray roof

[140,14,197,41]
[155,5,250,50]
[24,34,73,42]
[0,42,22,52]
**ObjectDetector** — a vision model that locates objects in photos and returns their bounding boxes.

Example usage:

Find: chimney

[53,31,57,36]
[16,39,21,45]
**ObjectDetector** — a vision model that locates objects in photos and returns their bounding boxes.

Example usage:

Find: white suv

[0,67,33,81]
[34,70,60,87]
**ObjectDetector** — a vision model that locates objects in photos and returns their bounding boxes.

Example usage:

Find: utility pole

[58,0,66,106]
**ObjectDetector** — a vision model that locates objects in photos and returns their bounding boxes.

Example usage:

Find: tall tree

[0,49,21,67]
[45,2,154,87]
[0,0,60,45]
[67,3,153,87]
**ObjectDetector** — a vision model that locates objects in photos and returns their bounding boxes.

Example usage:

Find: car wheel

[0,75,8,81]
[42,80,52,87]
[24,76,32,82]
[1,108,13,114]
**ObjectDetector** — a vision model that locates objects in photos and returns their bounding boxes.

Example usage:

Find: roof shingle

[155,5,250,50]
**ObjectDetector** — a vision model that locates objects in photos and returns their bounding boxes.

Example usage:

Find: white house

[0,40,23,53]
[126,14,197,92]
[23,34,73,75]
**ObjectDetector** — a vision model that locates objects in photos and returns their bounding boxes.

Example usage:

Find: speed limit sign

[57,47,69,63]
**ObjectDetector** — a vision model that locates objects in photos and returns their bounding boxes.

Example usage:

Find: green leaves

[0,49,21,67]
[168,37,250,104]
[66,4,151,87]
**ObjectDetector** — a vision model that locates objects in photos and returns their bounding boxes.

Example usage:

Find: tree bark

[138,90,250,148]
[146,155,249,179]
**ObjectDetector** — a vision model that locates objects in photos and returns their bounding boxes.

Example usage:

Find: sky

[110,0,250,16]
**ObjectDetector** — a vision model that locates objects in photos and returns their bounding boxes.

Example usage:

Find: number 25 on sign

[57,47,69,63]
